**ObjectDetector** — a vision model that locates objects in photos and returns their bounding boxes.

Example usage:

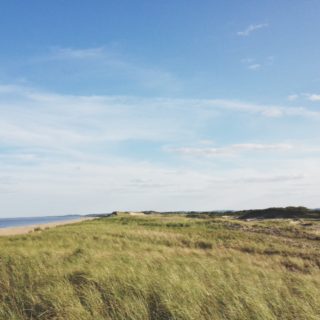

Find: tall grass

[0,214,319,319]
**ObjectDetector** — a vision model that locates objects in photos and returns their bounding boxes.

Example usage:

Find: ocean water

[0,215,82,228]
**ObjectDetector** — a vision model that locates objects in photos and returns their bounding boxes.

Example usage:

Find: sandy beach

[0,217,95,236]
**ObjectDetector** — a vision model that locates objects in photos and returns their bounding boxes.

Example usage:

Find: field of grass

[0,213,320,319]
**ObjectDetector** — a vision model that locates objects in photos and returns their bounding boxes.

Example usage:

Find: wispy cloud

[287,93,320,102]
[241,56,274,71]
[168,143,294,157]
[2,85,319,163]
[33,46,182,93]
[1,84,320,214]
[248,64,261,71]
[287,94,299,101]
[236,174,304,184]
[205,98,320,118]
[49,47,105,60]
[237,23,268,37]
[306,94,320,101]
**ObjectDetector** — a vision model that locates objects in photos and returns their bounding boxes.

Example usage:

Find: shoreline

[0,217,95,236]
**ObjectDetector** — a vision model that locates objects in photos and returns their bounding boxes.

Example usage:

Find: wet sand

[0,217,95,236]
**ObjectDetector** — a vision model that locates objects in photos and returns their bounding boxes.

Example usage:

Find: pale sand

[0,217,95,237]
[128,212,145,216]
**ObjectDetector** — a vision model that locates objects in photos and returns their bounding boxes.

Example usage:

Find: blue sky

[1,1,320,216]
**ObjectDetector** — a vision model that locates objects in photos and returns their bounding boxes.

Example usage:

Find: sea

[0,215,82,228]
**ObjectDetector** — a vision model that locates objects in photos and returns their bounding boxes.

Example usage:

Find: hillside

[0,213,319,319]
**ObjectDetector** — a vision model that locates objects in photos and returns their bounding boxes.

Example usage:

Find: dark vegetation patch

[64,247,86,263]
[165,222,190,228]
[147,290,174,320]
[195,241,213,250]
[237,206,320,220]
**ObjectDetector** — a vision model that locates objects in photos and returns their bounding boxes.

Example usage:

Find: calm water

[0,215,82,228]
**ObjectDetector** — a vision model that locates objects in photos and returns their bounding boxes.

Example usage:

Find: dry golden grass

[0,214,319,319]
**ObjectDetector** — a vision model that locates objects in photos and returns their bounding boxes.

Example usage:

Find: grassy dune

[0,214,320,319]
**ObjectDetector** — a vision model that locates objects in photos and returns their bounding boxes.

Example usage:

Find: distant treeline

[142,207,320,219]
[236,206,320,220]
[179,207,320,220]
[87,207,320,220]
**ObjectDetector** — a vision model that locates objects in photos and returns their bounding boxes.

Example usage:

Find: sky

[1,0,320,217]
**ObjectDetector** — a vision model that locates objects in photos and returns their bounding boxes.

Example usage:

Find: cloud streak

[1,84,320,215]
[237,23,268,36]
[1,84,320,153]
[241,56,274,71]
[168,143,294,157]
[49,47,106,60]
[35,46,182,93]
[306,94,320,101]
[248,64,261,71]
[286,93,320,102]
[287,94,299,101]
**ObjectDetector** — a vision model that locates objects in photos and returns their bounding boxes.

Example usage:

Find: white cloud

[1,156,319,215]
[241,56,274,71]
[1,84,320,215]
[205,98,320,118]
[237,174,304,183]
[237,23,268,37]
[168,143,293,157]
[287,94,299,101]
[36,46,182,93]
[306,94,320,101]
[230,143,293,151]
[288,93,320,102]
[0,84,320,154]
[241,58,254,64]
[248,64,261,71]
[50,47,105,60]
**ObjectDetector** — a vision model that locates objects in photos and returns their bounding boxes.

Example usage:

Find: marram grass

[0,214,320,319]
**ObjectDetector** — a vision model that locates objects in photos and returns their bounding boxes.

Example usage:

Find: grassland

[0,213,320,319]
